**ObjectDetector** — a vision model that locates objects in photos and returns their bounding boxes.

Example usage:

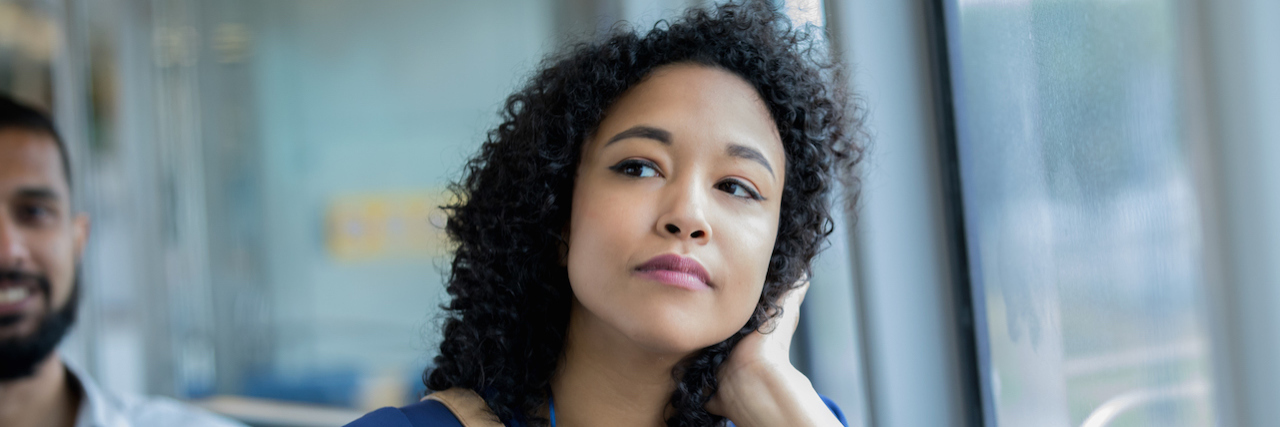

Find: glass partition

[172,0,562,410]
[942,1,1215,426]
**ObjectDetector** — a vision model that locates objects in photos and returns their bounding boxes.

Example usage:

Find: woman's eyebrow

[727,144,774,177]
[604,126,774,178]
[605,125,672,146]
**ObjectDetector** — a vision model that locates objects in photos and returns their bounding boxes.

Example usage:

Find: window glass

[944,1,1215,426]
[200,0,559,409]
[75,0,562,414]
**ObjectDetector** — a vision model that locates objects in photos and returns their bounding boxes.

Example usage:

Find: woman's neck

[550,300,688,427]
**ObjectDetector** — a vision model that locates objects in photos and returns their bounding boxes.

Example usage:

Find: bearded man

[0,94,243,427]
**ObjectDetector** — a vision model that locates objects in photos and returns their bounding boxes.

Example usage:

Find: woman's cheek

[734,212,778,277]
[720,214,778,327]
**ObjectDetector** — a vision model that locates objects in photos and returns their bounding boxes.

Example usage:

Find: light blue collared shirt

[65,360,246,427]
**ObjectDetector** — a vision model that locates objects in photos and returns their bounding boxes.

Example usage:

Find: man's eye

[717,180,763,200]
[610,159,661,178]
[17,205,54,222]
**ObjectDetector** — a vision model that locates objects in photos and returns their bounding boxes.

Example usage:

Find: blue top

[345,395,848,427]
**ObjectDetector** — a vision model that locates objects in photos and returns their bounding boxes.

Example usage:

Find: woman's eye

[610,159,661,178]
[717,180,763,200]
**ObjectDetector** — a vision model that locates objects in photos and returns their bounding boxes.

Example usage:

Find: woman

[348,1,863,426]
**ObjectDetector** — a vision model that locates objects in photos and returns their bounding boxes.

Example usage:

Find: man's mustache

[0,269,51,296]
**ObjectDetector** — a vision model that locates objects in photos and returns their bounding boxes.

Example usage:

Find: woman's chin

[573,293,751,356]
[618,320,737,357]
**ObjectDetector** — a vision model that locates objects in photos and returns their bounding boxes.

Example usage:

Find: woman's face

[566,64,785,355]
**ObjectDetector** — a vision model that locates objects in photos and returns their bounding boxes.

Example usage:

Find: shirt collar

[63,358,129,427]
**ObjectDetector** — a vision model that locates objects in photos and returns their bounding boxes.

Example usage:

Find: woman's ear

[558,224,571,266]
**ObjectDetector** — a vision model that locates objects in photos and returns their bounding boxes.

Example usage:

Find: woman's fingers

[765,276,809,333]
[751,277,810,365]
[784,278,809,314]
[710,277,815,419]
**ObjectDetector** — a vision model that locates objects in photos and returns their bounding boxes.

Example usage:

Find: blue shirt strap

[343,399,464,427]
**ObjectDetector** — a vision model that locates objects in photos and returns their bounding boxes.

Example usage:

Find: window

[942,1,1215,425]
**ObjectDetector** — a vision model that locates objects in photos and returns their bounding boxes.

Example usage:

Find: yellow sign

[325,191,453,262]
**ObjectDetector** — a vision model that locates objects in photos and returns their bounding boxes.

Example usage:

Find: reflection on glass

[947,1,1214,426]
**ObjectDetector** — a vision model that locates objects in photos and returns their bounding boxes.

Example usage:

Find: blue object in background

[242,368,361,407]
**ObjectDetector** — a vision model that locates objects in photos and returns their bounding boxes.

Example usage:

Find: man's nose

[0,216,30,269]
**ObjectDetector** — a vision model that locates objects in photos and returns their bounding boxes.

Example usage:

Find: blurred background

[2,0,1277,426]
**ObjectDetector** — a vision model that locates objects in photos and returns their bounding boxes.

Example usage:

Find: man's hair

[0,94,73,192]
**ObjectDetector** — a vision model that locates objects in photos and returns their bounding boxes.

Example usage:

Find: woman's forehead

[614,64,768,118]
[589,64,784,162]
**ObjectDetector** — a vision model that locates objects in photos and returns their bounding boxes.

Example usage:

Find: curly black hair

[425,1,865,426]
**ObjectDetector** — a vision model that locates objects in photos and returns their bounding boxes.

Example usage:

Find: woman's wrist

[716,362,843,427]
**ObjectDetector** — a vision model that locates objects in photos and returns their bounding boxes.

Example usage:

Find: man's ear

[72,213,90,261]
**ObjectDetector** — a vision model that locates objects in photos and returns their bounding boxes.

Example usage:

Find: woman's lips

[634,254,712,291]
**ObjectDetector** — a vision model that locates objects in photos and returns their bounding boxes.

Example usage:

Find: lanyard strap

[549,396,557,426]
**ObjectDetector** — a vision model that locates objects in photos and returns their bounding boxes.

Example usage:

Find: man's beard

[0,270,79,381]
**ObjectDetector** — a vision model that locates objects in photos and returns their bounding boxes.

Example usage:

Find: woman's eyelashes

[717,179,765,201]
[609,158,662,178]
[609,158,765,201]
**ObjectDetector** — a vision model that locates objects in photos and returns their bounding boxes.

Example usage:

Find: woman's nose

[664,223,706,239]
[657,184,712,242]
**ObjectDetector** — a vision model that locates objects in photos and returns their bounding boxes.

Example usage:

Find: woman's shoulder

[344,390,846,427]
[344,388,516,427]
[343,399,464,427]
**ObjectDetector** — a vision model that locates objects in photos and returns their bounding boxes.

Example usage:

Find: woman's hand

[716,277,809,386]
[705,278,844,427]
